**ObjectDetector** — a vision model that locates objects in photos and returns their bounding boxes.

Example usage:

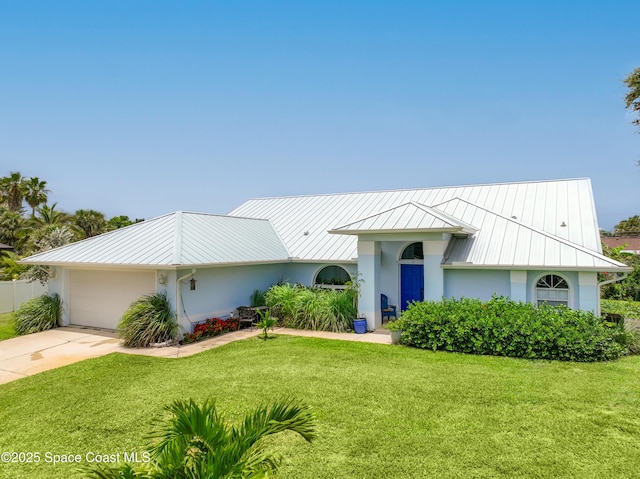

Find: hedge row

[401,296,630,362]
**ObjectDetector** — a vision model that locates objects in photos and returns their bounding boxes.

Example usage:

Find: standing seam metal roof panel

[22,212,291,266]
[229,178,602,263]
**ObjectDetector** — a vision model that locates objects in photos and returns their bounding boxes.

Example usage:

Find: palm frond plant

[118,292,180,348]
[255,309,277,340]
[84,398,316,479]
[14,293,62,335]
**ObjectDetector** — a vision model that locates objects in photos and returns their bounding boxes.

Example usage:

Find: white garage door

[69,270,156,329]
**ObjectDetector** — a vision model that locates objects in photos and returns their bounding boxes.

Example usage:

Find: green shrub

[401,296,628,362]
[264,283,357,332]
[118,292,180,348]
[15,293,62,335]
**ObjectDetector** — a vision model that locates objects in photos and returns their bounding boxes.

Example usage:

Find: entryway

[400,264,424,310]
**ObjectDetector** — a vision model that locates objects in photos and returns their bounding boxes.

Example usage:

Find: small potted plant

[385,317,405,345]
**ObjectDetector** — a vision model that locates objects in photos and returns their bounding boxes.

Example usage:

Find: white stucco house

[21,178,631,333]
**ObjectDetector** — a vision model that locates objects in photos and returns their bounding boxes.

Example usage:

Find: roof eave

[20,257,294,270]
[443,262,633,272]
[328,227,475,236]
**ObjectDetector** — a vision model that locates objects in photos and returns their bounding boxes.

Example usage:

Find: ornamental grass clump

[401,296,629,362]
[15,293,62,335]
[264,283,357,332]
[118,292,180,348]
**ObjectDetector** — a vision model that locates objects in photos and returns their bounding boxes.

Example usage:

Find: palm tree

[17,203,75,254]
[73,209,107,238]
[24,177,50,216]
[85,398,316,479]
[0,172,27,213]
[28,203,71,227]
[0,206,24,249]
[0,251,28,280]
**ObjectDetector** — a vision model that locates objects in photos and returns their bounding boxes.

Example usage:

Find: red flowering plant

[181,317,240,344]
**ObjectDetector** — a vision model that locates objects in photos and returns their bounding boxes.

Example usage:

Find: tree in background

[27,202,71,228]
[0,207,24,247]
[24,177,50,216]
[74,209,107,238]
[614,215,640,236]
[624,67,640,168]
[624,67,640,133]
[0,172,27,213]
[0,251,28,280]
[106,215,137,230]
[24,226,75,284]
[601,241,640,302]
[0,171,141,281]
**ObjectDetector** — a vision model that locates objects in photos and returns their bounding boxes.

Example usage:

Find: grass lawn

[0,312,16,340]
[602,299,640,320]
[0,335,639,478]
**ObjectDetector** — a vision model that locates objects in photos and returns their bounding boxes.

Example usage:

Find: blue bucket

[353,318,367,334]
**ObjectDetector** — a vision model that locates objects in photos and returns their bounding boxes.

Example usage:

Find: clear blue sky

[1,1,638,230]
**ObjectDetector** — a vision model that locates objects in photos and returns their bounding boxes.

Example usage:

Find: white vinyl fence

[0,280,48,313]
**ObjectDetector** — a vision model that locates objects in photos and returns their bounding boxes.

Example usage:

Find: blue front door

[401,264,424,310]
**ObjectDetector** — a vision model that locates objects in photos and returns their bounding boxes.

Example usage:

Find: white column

[357,240,380,331]
[423,238,449,301]
[578,272,598,314]
[510,271,527,303]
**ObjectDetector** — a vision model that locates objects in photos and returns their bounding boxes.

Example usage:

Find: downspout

[597,272,628,316]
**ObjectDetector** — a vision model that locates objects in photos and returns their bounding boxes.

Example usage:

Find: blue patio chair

[381,294,397,322]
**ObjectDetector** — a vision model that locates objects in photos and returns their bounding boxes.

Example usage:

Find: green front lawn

[602,299,640,320]
[0,312,16,340]
[0,336,639,478]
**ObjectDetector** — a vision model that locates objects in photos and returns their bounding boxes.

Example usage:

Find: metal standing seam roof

[21,212,291,267]
[329,202,477,234]
[434,198,630,271]
[229,178,604,264]
[21,178,624,272]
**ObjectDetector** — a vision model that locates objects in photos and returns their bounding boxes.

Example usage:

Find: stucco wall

[282,263,357,286]
[168,262,358,331]
[444,269,511,301]
[170,263,288,330]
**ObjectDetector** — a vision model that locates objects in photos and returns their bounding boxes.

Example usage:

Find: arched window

[314,265,351,286]
[536,274,569,307]
[401,242,424,260]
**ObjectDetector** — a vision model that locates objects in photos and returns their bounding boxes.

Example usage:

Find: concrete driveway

[0,327,122,385]
[0,326,266,385]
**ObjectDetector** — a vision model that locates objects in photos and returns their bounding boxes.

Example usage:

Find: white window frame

[533,272,573,308]
[313,265,351,289]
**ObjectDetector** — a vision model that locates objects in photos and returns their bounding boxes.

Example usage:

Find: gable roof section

[21,212,290,267]
[329,202,477,235]
[230,178,601,262]
[435,198,629,271]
